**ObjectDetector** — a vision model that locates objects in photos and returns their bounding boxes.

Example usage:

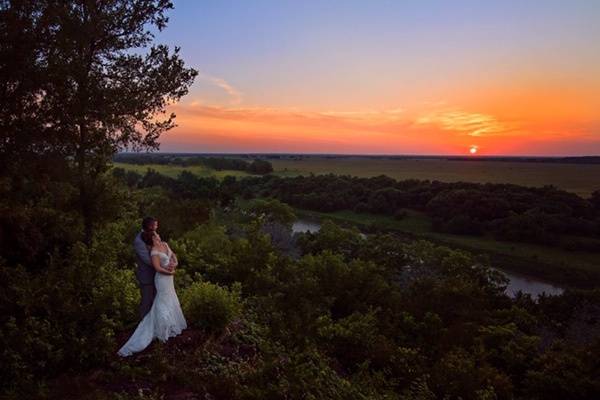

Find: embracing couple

[118,217,187,357]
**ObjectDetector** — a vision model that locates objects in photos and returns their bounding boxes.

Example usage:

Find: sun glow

[469,145,478,154]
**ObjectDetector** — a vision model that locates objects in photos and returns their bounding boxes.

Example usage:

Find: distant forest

[239,175,600,250]
[115,152,600,164]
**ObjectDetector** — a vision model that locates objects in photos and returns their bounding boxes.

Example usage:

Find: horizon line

[118,151,600,158]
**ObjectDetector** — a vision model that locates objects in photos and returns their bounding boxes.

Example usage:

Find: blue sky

[153,1,600,155]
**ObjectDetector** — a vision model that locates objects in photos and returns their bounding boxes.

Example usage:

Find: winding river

[292,219,564,299]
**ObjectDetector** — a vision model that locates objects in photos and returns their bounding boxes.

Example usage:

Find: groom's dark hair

[141,231,155,246]
[142,216,157,232]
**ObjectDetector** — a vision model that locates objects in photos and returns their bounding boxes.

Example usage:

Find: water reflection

[292,220,321,234]
[496,269,564,298]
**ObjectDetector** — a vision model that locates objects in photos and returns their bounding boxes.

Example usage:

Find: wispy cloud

[174,103,523,140]
[173,104,413,135]
[197,72,243,105]
[415,109,516,137]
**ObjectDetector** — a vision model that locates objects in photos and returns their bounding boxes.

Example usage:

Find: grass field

[293,207,600,288]
[112,162,255,179]
[270,157,600,197]
[114,156,600,197]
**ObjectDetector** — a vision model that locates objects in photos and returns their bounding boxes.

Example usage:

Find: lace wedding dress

[118,247,187,357]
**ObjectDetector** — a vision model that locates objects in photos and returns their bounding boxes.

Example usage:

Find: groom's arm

[134,236,152,266]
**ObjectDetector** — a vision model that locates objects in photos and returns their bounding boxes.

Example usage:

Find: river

[292,219,564,299]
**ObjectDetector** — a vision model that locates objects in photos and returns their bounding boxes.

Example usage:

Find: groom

[134,217,177,318]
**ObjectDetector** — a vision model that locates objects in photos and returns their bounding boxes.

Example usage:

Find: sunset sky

[157,0,600,156]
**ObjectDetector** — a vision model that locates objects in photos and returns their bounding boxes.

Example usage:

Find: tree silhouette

[0,0,197,243]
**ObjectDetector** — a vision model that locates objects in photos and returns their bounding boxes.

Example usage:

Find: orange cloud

[415,109,518,137]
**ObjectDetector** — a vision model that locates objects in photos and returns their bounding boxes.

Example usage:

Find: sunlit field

[270,157,600,197]
[113,162,255,179]
[115,156,600,197]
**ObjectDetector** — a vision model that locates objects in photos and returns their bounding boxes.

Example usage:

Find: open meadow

[113,162,254,179]
[270,156,600,197]
[114,156,600,197]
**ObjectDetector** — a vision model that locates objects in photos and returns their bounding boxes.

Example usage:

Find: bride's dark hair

[141,231,155,246]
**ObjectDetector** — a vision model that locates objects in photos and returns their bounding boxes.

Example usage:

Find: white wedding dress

[118,247,187,357]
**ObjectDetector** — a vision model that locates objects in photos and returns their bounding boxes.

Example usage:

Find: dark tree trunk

[77,124,93,246]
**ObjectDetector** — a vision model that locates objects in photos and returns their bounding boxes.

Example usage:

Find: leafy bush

[317,309,393,370]
[0,240,139,392]
[170,224,235,277]
[181,281,242,333]
[241,197,296,227]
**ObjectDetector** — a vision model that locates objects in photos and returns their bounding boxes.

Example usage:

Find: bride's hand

[168,251,178,270]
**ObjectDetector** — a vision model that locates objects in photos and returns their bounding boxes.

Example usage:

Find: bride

[118,231,187,357]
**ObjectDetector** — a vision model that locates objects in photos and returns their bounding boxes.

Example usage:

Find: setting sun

[470,146,479,155]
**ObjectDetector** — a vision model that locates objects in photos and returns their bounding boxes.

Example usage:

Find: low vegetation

[2,169,599,399]
[181,281,243,333]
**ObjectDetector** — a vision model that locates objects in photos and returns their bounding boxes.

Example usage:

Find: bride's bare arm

[152,254,175,275]
[166,243,178,270]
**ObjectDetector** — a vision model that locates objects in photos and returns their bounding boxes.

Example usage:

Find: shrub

[316,309,392,370]
[181,281,242,333]
[0,240,139,392]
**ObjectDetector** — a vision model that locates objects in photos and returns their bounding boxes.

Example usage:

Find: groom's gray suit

[134,232,156,318]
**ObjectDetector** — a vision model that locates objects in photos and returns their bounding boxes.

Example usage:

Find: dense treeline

[114,153,274,174]
[234,174,600,251]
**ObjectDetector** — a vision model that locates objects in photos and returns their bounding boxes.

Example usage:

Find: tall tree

[0,0,197,243]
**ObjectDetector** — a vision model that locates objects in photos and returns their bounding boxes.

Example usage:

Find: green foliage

[477,323,540,375]
[241,348,374,400]
[181,281,243,334]
[317,309,395,370]
[399,378,436,400]
[298,219,365,259]
[0,240,139,391]
[247,159,274,175]
[237,174,600,253]
[170,223,234,276]
[2,155,600,399]
[244,197,296,227]
[523,340,600,400]
[1,0,198,243]
[135,185,213,238]
[430,347,505,400]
